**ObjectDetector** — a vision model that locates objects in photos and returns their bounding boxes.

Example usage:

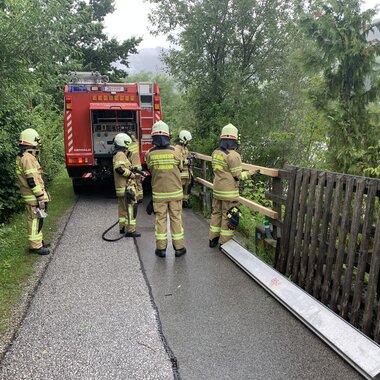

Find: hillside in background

[123,47,166,75]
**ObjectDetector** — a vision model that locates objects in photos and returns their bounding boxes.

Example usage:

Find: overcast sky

[104,0,169,49]
[104,0,380,50]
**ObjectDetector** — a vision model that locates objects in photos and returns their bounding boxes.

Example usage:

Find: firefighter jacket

[128,141,142,170]
[16,150,48,205]
[113,150,134,197]
[211,148,249,201]
[146,146,183,202]
[174,143,191,180]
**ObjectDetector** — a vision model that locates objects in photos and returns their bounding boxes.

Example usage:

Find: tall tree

[299,0,380,173]
[63,0,142,80]
[148,0,304,164]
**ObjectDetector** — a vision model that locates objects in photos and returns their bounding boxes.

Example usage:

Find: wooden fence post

[276,166,297,273]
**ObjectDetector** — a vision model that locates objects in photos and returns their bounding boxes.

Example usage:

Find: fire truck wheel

[72,178,86,195]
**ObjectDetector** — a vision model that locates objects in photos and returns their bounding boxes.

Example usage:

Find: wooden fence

[192,154,380,343]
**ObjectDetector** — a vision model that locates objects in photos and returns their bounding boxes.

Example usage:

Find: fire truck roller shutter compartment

[90,103,140,156]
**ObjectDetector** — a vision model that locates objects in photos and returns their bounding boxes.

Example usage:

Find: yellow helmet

[179,130,192,144]
[19,128,41,147]
[151,121,170,137]
[114,133,132,148]
[220,123,238,140]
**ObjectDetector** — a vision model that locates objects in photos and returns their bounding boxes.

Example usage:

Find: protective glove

[226,207,241,230]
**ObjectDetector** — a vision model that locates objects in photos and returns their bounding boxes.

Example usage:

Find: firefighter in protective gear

[113,133,141,238]
[209,123,254,248]
[128,133,144,203]
[16,128,50,255]
[174,130,193,208]
[146,121,186,258]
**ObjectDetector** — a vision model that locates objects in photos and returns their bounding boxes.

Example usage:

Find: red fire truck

[63,72,162,193]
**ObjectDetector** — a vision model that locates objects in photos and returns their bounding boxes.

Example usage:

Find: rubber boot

[209,237,219,248]
[30,247,50,255]
[125,231,141,238]
[155,249,166,258]
[175,247,187,257]
[43,241,51,248]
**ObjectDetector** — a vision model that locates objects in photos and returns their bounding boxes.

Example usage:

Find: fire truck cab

[63,72,162,193]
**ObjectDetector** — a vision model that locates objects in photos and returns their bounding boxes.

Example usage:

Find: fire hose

[101,168,148,242]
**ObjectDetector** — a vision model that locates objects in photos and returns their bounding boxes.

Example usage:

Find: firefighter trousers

[153,200,184,250]
[26,204,44,249]
[135,175,143,201]
[209,198,239,244]
[181,177,191,202]
[118,197,137,233]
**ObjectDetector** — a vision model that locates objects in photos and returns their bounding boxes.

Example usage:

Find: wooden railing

[191,153,380,343]
[192,153,280,219]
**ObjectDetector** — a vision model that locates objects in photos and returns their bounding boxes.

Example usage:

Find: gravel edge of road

[134,239,181,380]
[0,198,78,363]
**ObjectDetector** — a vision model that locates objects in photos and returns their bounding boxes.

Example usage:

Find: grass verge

[0,168,75,335]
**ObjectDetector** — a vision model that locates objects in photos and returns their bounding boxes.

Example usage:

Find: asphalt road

[0,194,362,379]
[136,201,362,380]
[0,195,174,380]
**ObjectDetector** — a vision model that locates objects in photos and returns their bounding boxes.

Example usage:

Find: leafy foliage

[0,0,140,222]
[299,0,380,174]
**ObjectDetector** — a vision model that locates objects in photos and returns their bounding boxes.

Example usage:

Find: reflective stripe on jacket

[174,143,190,179]
[128,141,142,170]
[113,151,133,197]
[146,146,183,202]
[211,148,249,201]
[16,151,47,205]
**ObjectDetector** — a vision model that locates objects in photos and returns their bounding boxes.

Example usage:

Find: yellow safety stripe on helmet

[221,229,234,236]
[24,168,39,175]
[240,171,249,180]
[152,190,183,199]
[209,225,221,233]
[212,189,239,198]
[22,195,37,202]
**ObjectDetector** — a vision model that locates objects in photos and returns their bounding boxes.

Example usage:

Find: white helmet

[20,128,41,147]
[179,130,192,145]
[114,133,132,148]
[151,121,170,137]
